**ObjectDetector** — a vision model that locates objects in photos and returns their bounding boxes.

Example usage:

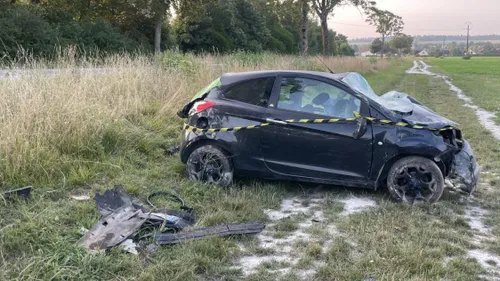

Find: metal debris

[155,222,266,245]
[95,184,144,217]
[166,145,180,156]
[78,205,147,253]
[79,185,264,253]
[2,186,32,200]
[120,239,139,255]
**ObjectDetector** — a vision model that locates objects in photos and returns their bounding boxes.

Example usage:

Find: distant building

[418,49,429,56]
[360,51,375,57]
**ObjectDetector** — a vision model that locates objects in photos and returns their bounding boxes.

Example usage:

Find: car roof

[220,70,349,85]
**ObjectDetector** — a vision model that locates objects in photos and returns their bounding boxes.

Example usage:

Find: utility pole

[465,21,472,55]
[442,37,446,56]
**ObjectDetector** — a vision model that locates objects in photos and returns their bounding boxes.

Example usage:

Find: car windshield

[341,72,379,100]
[341,72,414,114]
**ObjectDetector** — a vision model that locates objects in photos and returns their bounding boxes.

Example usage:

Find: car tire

[387,156,444,203]
[186,145,233,187]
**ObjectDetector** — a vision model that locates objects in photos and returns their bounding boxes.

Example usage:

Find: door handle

[265,118,287,125]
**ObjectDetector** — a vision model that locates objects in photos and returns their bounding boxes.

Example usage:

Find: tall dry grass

[0,51,391,188]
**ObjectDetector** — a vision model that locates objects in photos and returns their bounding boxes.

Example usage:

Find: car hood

[378,91,457,128]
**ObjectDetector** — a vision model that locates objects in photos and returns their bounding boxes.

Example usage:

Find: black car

[177,70,479,203]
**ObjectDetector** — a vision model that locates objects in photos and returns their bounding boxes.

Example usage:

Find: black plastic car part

[155,222,265,245]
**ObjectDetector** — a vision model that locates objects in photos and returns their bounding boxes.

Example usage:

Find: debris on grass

[79,184,264,253]
[155,222,265,245]
[78,204,148,253]
[120,239,139,255]
[2,186,32,200]
[166,144,180,156]
[70,195,91,201]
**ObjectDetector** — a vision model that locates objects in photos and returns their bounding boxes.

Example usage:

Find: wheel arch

[181,139,232,163]
[375,153,447,190]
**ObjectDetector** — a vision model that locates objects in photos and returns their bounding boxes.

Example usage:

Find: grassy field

[1,53,500,280]
[425,57,500,122]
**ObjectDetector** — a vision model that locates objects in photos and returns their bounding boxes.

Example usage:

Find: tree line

[0,0,403,59]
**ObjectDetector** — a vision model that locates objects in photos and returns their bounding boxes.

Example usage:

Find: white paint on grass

[407,61,500,140]
[462,204,500,276]
[464,206,490,235]
[340,197,377,215]
[468,249,500,269]
[238,195,377,279]
[264,198,312,220]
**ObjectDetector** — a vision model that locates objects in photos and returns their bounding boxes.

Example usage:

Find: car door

[212,76,276,174]
[260,74,373,184]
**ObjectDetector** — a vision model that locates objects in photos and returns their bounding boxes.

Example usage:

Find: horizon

[328,0,499,39]
[348,34,500,41]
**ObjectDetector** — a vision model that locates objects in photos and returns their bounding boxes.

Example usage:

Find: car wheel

[186,145,233,187]
[387,156,444,203]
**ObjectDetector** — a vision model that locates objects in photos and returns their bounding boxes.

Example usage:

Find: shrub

[0,6,57,59]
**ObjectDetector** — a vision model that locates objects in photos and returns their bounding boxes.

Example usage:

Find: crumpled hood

[379,91,457,128]
[403,103,458,127]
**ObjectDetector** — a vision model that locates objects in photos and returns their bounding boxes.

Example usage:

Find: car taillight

[189,101,215,116]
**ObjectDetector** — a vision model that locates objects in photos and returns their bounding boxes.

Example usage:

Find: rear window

[223,77,274,107]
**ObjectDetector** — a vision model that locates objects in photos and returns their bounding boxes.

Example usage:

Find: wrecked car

[177,71,479,203]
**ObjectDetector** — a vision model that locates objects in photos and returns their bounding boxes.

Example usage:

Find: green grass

[425,57,500,117]
[2,57,500,280]
[426,57,500,75]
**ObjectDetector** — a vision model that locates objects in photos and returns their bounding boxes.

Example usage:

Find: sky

[329,0,499,39]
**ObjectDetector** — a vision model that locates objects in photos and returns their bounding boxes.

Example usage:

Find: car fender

[370,127,453,188]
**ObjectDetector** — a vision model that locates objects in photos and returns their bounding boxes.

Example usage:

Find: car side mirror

[353,117,367,139]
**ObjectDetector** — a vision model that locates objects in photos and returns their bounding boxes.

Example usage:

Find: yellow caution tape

[183,112,456,133]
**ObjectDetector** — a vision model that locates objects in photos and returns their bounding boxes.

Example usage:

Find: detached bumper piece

[155,222,265,245]
[449,140,480,194]
[2,186,32,200]
[79,185,264,254]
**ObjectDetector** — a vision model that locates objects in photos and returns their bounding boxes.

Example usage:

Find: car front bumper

[449,140,480,194]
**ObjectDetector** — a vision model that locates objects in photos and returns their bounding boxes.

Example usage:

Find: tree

[366,7,403,57]
[153,0,170,53]
[350,44,359,53]
[483,42,495,55]
[370,38,383,54]
[300,0,309,56]
[312,0,375,56]
[389,33,413,55]
[173,0,271,53]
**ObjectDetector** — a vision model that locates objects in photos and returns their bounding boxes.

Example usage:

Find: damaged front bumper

[449,140,480,194]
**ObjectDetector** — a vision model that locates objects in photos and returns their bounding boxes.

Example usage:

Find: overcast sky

[330,0,498,39]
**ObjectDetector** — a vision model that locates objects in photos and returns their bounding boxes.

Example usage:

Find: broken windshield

[341,72,414,114]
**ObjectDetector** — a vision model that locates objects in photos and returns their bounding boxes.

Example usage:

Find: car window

[223,77,274,107]
[278,77,361,118]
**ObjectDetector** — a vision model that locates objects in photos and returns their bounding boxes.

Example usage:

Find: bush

[0,5,145,60]
[0,6,57,58]
[162,50,198,73]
